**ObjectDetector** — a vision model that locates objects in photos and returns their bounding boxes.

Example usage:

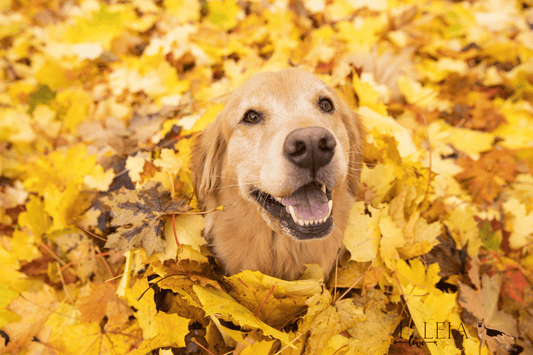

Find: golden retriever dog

[190,68,364,280]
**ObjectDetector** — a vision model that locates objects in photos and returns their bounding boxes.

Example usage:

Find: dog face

[190,68,364,279]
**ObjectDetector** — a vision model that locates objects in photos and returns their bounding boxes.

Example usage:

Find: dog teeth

[275,197,283,203]
[321,183,326,194]
[288,201,334,226]
[288,206,298,224]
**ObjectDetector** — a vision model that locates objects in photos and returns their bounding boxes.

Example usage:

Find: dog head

[190,68,364,241]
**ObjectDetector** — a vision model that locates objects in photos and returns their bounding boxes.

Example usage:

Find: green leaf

[28,85,56,114]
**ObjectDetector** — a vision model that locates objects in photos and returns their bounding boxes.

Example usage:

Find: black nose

[283,127,336,173]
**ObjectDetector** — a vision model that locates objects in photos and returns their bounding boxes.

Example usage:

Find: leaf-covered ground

[1,0,533,354]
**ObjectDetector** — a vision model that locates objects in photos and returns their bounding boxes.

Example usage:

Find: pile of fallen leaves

[1,0,533,354]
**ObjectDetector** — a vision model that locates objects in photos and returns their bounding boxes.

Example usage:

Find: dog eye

[242,110,263,124]
[318,97,334,113]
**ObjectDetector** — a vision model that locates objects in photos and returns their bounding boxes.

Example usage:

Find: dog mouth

[250,181,334,240]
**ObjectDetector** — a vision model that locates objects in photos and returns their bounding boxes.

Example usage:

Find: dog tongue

[281,184,329,221]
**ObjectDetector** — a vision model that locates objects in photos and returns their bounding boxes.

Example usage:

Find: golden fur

[190,68,364,280]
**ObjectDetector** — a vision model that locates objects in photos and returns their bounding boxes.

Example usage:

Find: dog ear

[340,104,365,197]
[189,117,228,208]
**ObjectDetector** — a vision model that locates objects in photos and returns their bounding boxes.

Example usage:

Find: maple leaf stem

[335,258,374,304]
[172,214,180,248]
[56,263,74,304]
[191,337,215,355]
[136,274,180,301]
[95,245,114,279]
[60,251,111,273]
[226,281,239,296]
[237,277,248,288]
[39,241,68,267]
[332,344,348,355]
[71,219,107,241]
[161,207,222,216]
[167,170,175,200]
[393,269,431,319]
[255,283,275,316]
[273,332,305,355]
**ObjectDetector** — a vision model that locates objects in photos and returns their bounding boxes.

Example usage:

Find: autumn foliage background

[1,0,533,354]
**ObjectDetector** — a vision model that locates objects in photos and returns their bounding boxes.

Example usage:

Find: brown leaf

[456,147,518,203]
[1,286,59,354]
[469,97,507,132]
[423,234,467,279]
[102,181,185,255]
[439,76,506,132]
[78,283,116,323]
[302,289,401,355]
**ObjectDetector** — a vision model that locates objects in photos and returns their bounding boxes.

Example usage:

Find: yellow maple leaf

[352,74,388,115]
[83,166,115,191]
[126,154,147,184]
[154,148,183,175]
[240,340,276,355]
[443,206,483,258]
[399,212,442,259]
[493,100,533,149]
[18,194,48,238]
[162,214,206,261]
[43,182,88,231]
[325,0,354,22]
[126,278,189,346]
[335,16,386,51]
[11,229,41,262]
[417,58,468,82]
[343,202,381,262]
[395,258,441,296]
[23,144,98,193]
[175,139,193,172]
[33,54,76,91]
[402,295,461,355]
[208,0,242,31]
[1,285,58,353]
[361,162,396,204]
[302,289,400,355]
[0,107,35,143]
[49,319,141,354]
[109,54,190,101]
[503,197,533,249]
[225,269,322,327]
[60,4,136,48]
[359,107,417,158]
[394,260,464,355]
[164,0,200,23]
[189,103,225,133]
[397,75,451,111]
[379,208,406,269]
[0,246,31,291]
[193,285,293,347]
[447,127,495,160]
[32,104,62,138]
[54,88,93,132]
[0,286,20,328]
